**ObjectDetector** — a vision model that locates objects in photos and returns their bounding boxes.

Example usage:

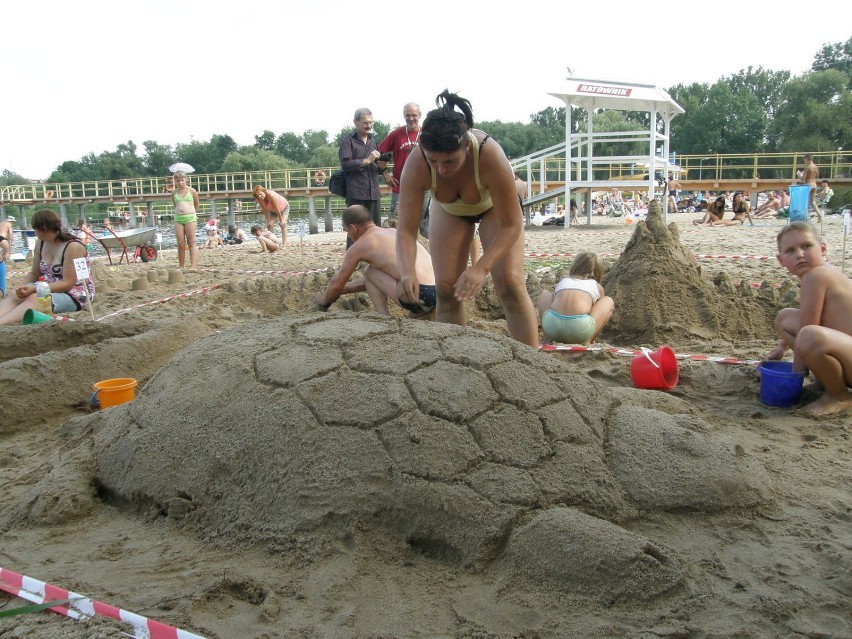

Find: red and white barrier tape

[539,343,760,366]
[94,266,332,320]
[525,251,773,260]
[0,567,206,639]
[96,285,223,321]
[197,267,327,276]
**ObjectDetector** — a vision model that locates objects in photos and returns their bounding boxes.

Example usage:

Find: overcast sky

[3,1,849,179]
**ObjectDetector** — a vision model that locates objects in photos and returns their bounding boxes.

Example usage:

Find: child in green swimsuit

[172,171,199,268]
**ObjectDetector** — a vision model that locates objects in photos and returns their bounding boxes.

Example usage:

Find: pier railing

[1,152,849,206]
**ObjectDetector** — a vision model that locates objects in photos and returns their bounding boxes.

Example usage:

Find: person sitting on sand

[0,209,95,325]
[537,251,614,345]
[250,225,282,253]
[314,204,436,319]
[693,196,726,226]
[223,224,248,245]
[711,192,754,226]
[767,221,852,417]
[753,191,783,218]
[201,219,224,249]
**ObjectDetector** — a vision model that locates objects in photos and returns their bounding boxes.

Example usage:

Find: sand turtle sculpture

[18,314,772,601]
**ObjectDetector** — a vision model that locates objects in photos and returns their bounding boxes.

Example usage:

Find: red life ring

[45,190,54,199]
[314,170,326,186]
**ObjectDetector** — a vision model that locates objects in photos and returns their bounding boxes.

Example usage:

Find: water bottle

[36,277,52,314]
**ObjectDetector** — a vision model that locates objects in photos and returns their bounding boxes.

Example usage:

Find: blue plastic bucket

[788,185,811,222]
[758,361,806,407]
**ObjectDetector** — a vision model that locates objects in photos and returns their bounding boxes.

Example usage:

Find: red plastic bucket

[630,346,679,390]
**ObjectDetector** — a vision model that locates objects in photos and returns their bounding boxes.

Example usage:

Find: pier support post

[127,202,137,229]
[307,197,319,235]
[146,201,155,226]
[324,197,334,233]
[226,198,236,228]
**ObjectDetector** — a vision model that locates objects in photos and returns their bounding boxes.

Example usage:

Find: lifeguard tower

[547,78,685,223]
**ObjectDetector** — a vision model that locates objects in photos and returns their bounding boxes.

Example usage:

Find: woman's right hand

[454,266,487,301]
[16,285,36,299]
[397,275,420,306]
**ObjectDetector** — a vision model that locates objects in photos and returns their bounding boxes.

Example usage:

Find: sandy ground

[0,210,850,638]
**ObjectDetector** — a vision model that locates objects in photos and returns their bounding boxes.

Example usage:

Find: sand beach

[0,207,849,638]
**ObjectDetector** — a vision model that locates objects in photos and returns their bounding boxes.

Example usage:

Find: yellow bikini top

[429,131,493,217]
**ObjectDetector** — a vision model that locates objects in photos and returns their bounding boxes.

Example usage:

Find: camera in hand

[378,152,394,163]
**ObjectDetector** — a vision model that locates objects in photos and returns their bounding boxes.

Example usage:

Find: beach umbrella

[169,162,195,174]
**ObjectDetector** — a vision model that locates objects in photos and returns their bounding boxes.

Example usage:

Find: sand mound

[601,200,783,346]
[9,314,772,600]
[0,318,210,434]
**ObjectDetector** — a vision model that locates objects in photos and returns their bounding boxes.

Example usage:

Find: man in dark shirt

[339,108,386,245]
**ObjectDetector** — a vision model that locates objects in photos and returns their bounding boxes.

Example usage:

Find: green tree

[48,153,101,183]
[302,129,330,155]
[142,141,177,176]
[811,36,852,85]
[175,134,237,173]
[254,130,276,152]
[478,120,531,158]
[275,132,308,163]
[97,140,146,179]
[670,81,765,155]
[0,169,29,187]
[222,148,294,172]
[769,69,852,152]
[727,66,791,121]
[307,145,340,169]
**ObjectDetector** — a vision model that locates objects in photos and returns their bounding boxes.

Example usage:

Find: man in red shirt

[378,102,421,222]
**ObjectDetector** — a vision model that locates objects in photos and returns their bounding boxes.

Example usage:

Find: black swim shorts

[400,284,437,315]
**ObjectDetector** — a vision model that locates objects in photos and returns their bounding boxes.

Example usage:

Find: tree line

[1,38,848,188]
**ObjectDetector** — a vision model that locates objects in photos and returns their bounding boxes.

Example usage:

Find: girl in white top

[537,252,614,345]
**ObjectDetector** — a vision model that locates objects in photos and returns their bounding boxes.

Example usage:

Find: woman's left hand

[454,267,487,301]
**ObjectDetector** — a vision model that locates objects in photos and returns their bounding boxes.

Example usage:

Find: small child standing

[537,251,614,345]
[769,221,852,417]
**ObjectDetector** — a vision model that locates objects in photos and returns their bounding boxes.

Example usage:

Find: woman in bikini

[537,252,614,345]
[712,192,754,226]
[395,90,538,347]
[172,170,199,268]
[693,196,727,226]
[0,209,94,325]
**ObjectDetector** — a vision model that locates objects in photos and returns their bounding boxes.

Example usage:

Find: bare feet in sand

[798,392,852,418]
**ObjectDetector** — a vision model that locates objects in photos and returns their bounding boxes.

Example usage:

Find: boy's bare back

[801,263,852,337]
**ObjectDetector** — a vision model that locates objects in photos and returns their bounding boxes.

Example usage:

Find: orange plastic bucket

[92,378,138,408]
[630,346,679,390]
